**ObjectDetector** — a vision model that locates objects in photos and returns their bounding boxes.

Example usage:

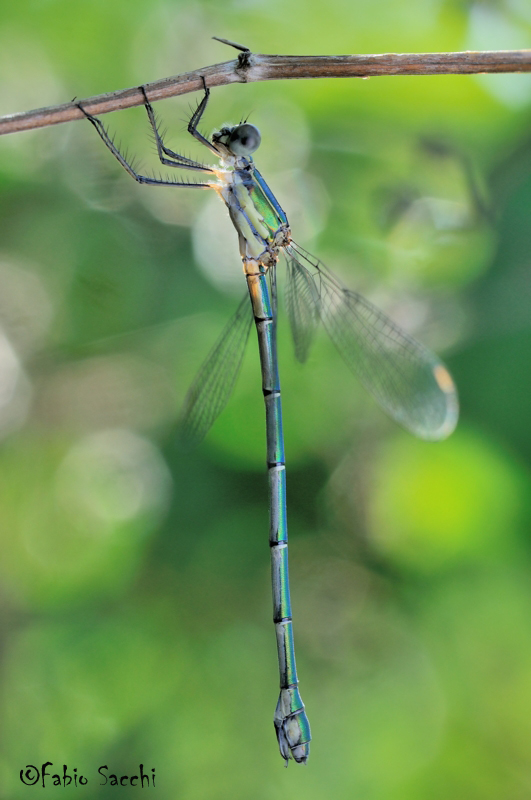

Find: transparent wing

[180,292,253,446]
[287,243,458,440]
[285,256,321,363]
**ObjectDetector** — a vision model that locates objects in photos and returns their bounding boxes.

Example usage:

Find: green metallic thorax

[219,161,290,267]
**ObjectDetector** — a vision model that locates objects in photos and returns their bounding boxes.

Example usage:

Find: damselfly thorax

[213,155,292,273]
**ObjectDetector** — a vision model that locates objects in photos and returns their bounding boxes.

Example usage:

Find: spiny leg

[187,77,221,156]
[77,102,213,189]
[138,85,215,173]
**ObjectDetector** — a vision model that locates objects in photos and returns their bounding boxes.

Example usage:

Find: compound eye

[229,124,261,156]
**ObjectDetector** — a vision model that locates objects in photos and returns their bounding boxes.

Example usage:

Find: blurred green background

[1,1,531,798]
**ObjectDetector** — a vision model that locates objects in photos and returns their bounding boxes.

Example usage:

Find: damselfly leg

[76,83,215,187]
[139,84,219,168]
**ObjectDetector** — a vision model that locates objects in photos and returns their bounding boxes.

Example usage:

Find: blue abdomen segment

[246,268,311,764]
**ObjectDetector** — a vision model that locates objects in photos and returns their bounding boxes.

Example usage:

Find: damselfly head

[213,123,261,156]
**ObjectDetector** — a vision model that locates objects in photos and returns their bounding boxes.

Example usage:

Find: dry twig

[1,42,530,136]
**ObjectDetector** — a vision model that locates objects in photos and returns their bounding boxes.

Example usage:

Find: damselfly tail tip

[274,688,311,765]
[291,744,310,765]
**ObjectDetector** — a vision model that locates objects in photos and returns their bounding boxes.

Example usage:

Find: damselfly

[78,78,458,765]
